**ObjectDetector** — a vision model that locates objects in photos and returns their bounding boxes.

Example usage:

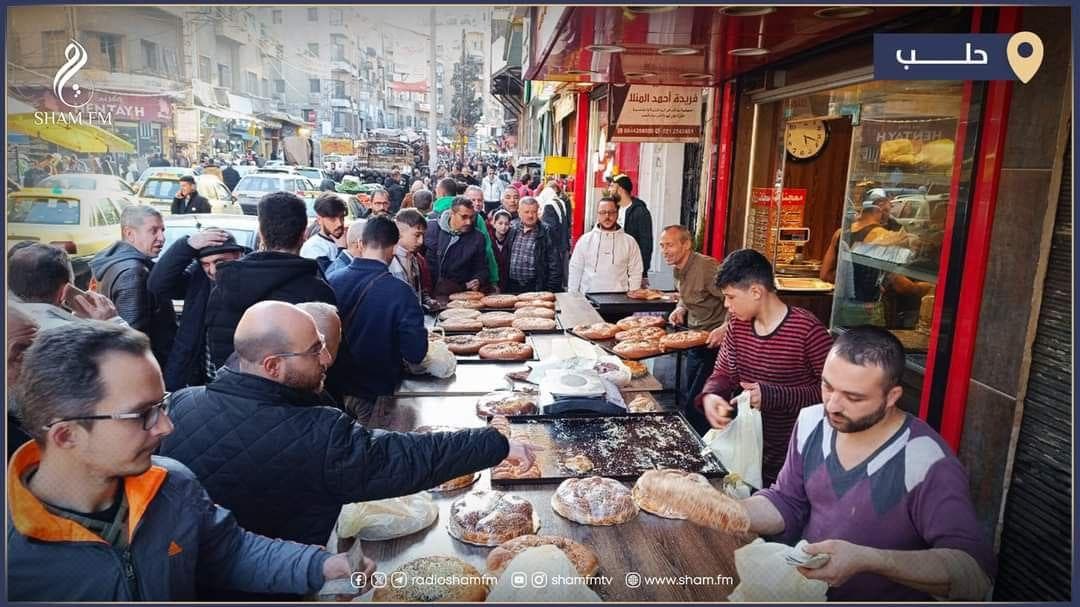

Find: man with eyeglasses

[567,197,643,294]
[8,322,369,601]
[159,301,524,586]
[425,196,491,296]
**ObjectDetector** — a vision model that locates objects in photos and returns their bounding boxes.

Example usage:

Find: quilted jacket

[158,368,509,545]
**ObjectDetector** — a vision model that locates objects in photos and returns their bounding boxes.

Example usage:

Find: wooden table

[352,395,746,601]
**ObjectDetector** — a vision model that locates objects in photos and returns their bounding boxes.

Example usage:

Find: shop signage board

[174,108,199,143]
[32,90,173,122]
[321,138,353,155]
[611,85,703,143]
[749,187,807,263]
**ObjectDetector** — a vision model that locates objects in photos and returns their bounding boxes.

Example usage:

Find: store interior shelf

[849,253,938,284]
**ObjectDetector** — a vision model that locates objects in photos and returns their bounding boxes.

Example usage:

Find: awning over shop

[196,105,266,126]
[7,113,135,154]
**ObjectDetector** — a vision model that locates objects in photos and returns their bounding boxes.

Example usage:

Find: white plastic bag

[407,337,457,378]
[336,493,439,541]
[703,392,763,490]
[727,539,828,602]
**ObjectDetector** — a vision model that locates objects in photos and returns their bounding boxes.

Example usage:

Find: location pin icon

[1007,31,1044,84]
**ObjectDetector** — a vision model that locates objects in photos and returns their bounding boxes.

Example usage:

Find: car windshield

[236,176,283,192]
[140,179,181,199]
[298,169,321,181]
[39,176,98,190]
[8,197,81,225]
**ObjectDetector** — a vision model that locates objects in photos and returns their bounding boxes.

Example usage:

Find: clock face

[785,120,829,160]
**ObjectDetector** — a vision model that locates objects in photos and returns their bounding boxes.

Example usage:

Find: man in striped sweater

[696,248,833,487]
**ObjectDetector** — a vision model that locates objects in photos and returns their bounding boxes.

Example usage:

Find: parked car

[135,172,241,215]
[157,214,261,314]
[133,166,199,190]
[297,166,334,186]
[6,187,128,288]
[233,173,321,216]
[38,173,137,207]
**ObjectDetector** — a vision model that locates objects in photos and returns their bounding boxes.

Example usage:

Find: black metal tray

[570,322,699,361]
[490,411,726,484]
[454,336,540,363]
[586,291,678,315]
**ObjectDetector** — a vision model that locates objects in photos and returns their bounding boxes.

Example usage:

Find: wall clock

[785,119,829,160]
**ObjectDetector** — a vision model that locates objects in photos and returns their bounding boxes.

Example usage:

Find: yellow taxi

[135,171,241,215]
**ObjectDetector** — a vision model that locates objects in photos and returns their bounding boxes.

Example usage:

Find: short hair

[370,187,390,202]
[313,193,347,218]
[663,224,692,243]
[346,219,366,246]
[450,196,474,212]
[412,189,434,212]
[519,196,540,209]
[8,244,73,303]
[16,322,151,443]
[394,208,427,230]
[465,185,483,197]
[257,192,308,250]
[455,181,468,195]
[437,178,458,196]
[716,248,776,292]
[832,326,906,389]
[598,196,618,208]
[179,175,195,185]
[7,240,36,260]
[296,302,340,334]
[362,215,400,250]
[120,205,162,231]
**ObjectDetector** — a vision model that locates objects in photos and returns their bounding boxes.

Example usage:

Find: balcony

[330,58,359,79]
[214,19,247,45]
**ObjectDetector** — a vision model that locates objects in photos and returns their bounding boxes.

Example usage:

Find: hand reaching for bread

[635,469,751,534]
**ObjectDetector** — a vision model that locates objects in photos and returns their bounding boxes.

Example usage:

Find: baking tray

[570,323,700,361]
[435,315,566,335]
[489,411,727,485]
[453,336,540,363]
[586,291,678,315]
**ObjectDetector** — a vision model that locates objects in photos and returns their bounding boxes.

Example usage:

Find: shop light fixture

[729,47,770,56]
[658,46,701,56]
[680,72,713,81]
[624,71,657,78]
[814,7,875,19]
[718,7,776,17]
[586,44,627,53]
[627,6,677,14]
[564,69,598,76]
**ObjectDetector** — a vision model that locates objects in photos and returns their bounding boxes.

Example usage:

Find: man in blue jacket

[7,322,364,601]
[329,216,428,422]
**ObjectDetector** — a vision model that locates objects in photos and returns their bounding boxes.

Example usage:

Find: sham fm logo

[874,32,1044,83]
[33,39,112,126]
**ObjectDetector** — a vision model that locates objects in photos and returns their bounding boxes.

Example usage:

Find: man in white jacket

[567,197,643,294]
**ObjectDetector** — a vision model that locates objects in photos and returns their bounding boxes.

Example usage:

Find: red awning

[389,81,429,93]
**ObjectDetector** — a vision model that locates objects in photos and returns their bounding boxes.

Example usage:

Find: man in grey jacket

[7,322,368,601]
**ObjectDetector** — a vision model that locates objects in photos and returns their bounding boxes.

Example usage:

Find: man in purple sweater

[647,326,994,601]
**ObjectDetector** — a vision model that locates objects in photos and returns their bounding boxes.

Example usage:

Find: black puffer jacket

[624,197,654,275]
[89,241,176,365]
[159,368,509,545]
[204,251,336,367]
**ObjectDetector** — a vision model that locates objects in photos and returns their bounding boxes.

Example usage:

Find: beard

[284,365,325,393]
[827,400,888,433]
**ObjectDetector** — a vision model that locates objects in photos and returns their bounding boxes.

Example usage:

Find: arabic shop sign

[873,32,1044,83]
[610,85,703,143]
[34,90,173,123]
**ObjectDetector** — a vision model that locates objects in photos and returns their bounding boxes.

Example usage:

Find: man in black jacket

[160,300,527,547]
[504,197,561,294]
[204,192,337,370]
[222,163,241,191]
[612,174,654,287]
[89,205,175,365]
[424,197,489,296]
[147,228,247,390]
[171,175,211,214]
[384,167,406,213]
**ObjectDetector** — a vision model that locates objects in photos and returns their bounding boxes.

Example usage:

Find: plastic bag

[336,493,439,541]
[728,539,828,602]
[406,337,457,378]
[702,392,763,490]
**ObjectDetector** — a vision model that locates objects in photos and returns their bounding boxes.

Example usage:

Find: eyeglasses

[265,338,326,361]
[43,393,171,431]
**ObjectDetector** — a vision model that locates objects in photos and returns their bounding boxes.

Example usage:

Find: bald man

[160,301,524,553]
[7,303,39,456]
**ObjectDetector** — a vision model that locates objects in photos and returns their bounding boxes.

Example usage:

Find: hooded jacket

[505,221,562,293]
[204,252,336,368]
[567,225,643,294]
[159,368,508,546]
[425,211,490,292]
[623,197,654,276]
[433,197,499,283]
[7,442,331,601]
[90,241,176,365]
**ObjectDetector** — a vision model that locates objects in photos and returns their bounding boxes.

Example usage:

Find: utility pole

[459,28,466,166]
[428,7,437,173]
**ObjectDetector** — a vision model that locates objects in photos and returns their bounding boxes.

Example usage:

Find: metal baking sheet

[436,315,566,335]
[454,336,540,363]
[570,323,700,361]
[490,412,727,485]
[586,291,678,315]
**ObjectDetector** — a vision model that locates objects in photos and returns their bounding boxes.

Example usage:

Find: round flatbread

[481,294,520,309]
[444,335,486,356]
[449,291,485,301]
[659,330,710,351]
[441,317,484,332]
[514,299,556,310]
[563,454,594,474]
[475,327,527,345]
[612,339,662,360]
[551,477,638,526]
[616,315,668,331]
[446,299,485,310]
[448,490,538,546]
[479,342,534,361]
[516,291,556,302]
[480,311,517,328]
[512,317,557,332]
[626,394,662,413]
[627,288,665,300]
[476,391,538,417]
[514,306,556,319]
[614,326,668,342]
[372,556,490,602]
[621,359,649,379]
[415,425,482,492]
[486,535,600,578]
[572,322,619,341]
[632,469,713,519]
[439,308,482,321]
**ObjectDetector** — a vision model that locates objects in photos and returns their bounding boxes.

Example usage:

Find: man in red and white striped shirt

[696,248,833,487]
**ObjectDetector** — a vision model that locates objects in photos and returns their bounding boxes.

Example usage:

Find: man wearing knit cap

[611,174,653,287]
